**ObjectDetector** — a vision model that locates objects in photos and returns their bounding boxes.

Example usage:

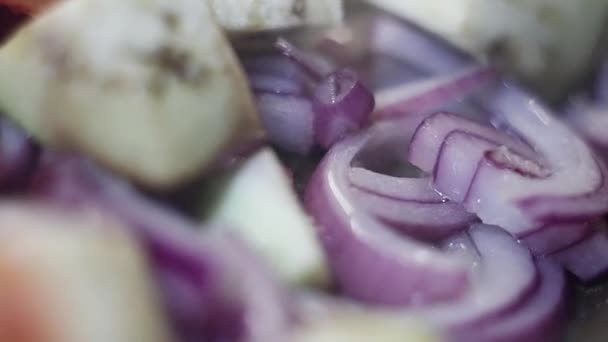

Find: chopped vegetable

[208,0,344,33]
[0,0,261,188]
[243,39,375,154]
[204,148,328,286]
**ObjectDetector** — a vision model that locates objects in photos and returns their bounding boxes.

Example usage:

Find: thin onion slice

[255,94,315,155]
[418,225,538,332]
[467,85,608,233]
[374,66,496,120]
[305,129,470,305]
[433,131,504,203]
[409,111,535,174]
[313,68,375,148]
[350,188,476,241]
[349,168,439,202]
[348,119,476,238]
[407,85,608,236]
[244,42,374,153]
[452,260,565,342]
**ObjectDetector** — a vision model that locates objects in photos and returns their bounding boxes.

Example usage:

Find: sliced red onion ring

[370,16,473,74]
[347,119,476,239]
[29,153,291,342]
[305,129,471,305]
[467,85,608,233]
[453,260,565,342]
[350,188,475,241]
[418,225,537,332]
[432,129,547,208]
[244,41,374,153]
[291,228,561,342]
[407,85,608,236]
[255,94,315,155]
[520,222,593,256]
[552,221,608,282]
[436,132,502,204]
[409,111,535,174]
[313,68,375,148]
[374,66,496,120]
[349,167,438,202]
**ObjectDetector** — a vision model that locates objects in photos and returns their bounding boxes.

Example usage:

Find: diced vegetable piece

[0,202,174,342]
[0,0,344,32]
[0,0,261,189]
[203,148,328,286]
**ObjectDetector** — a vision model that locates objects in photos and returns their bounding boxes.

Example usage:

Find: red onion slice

[313,68,375,148]
[349,167,439,202]
[244,41,374,153]
[409,111,535,173]
[305,130,470,305]
[374,66,496,120]
[407,85,608,235]
[347,119,476,239]
[453,260,565,342]
[433,131,502,202]
[552,221,608,282]
[255,94,315,155]
[466,85,608,233]
[350,188,476,240]
[419,225,538,332]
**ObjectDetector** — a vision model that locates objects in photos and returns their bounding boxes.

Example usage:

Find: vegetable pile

[0,1,605,342]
